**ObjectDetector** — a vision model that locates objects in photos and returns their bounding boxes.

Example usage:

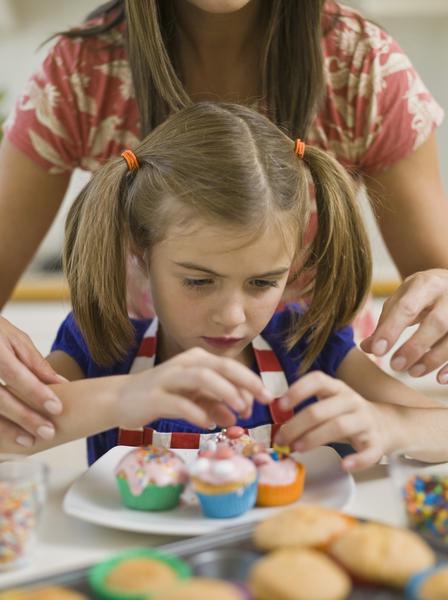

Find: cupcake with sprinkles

[115,446,188,511]
[252,445,306,507]
[190,445,258,518]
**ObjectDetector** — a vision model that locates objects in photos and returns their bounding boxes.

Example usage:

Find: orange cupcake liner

[256,463,306,507]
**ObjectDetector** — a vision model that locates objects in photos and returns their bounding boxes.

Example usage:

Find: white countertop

[0,458,405,591]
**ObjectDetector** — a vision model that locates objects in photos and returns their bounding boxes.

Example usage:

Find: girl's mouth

[202,336,244,348]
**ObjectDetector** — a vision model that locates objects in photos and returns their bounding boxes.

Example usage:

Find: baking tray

[1,519,432,598]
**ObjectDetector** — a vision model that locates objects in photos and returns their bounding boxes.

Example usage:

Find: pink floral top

[4,2,443,175]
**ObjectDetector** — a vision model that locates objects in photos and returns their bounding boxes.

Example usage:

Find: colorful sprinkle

[403,474,448,545]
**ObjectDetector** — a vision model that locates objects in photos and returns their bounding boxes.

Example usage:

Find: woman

[0,0,447,447]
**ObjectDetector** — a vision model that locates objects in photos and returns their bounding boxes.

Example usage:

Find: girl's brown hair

[60,0,328,139]
[65,102,371,370]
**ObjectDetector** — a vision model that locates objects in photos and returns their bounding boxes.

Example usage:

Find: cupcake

[253,505,356,552]
[201,427,256,456]
[329,522,435,588]
[252,450,305,507]
[248,548,351,600]
[406,565,448,600]
[114,446,188,511]
[0,588,87,600]
[190,445,258,518]
[88,548,191,600]
[153,577,248,599]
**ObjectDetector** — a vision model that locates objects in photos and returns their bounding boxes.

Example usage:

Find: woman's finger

[389,299,448,375]
[362,271,448,357]
[0,386,55,441]
[341,443,383,472]
[0,416,36,452]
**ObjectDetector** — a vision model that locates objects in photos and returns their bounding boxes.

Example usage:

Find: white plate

[64,445,355,536]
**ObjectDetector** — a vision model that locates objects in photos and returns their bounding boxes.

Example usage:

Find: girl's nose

[212,297,246,329]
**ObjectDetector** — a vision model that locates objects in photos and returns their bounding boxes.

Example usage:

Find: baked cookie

[253,504,355,551]
[330,522,435,588]
[406,565,448,600]
[153,577,246,599]
[248,548,351,600]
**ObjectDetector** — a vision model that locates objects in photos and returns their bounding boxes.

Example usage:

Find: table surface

[0,457,407,591]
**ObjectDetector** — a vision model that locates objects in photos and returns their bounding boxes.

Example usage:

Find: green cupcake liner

[116,478,184,511]
[88,547,191,600]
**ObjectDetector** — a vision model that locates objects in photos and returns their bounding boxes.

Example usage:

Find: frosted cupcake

[252,451,306,507]
[115,446,188,511]
[201,426,256,456]
[190,445,258,518]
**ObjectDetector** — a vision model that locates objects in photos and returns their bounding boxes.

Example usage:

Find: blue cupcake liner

[195,479,258,519]
[406,562,448,599]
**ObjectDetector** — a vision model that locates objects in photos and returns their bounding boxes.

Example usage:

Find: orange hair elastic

[294,139,306,159]
[121,149,139,171]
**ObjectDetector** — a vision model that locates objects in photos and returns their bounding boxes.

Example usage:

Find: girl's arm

[0,348,273,455]
[275,347,448,471]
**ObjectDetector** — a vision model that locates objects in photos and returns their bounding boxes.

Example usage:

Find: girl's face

[148,219,295,363]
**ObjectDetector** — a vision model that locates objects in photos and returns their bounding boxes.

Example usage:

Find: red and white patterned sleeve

[316,6,444,175]
[2,35,92,174]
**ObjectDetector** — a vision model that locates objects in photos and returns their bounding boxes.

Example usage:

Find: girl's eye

[250,279,279,289]
[183,278,213,288]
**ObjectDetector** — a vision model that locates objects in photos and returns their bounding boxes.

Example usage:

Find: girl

[2,102,447,471]
[1,0,448,449]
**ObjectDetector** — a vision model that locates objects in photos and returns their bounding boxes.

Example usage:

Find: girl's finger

[275,394,357,446]
[341,444,382,472]
[164,366,249,414]
[291,412,369,452]
[179,349,273,404]
[0,386,55,441]
[280,371,344,411]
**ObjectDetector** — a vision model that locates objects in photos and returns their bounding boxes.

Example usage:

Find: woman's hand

[274,371,385,472]
[0,316,66,448]
[361,269,448,384]
[116,347,273,430]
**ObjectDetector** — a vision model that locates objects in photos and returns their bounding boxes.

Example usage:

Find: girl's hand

[361,269,448,384]
[274,371,384,472]
[0,316,66,448]
[116,347,273,430]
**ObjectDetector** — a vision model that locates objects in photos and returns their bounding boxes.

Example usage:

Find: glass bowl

[388,450,448,551]
[0,456,48,570]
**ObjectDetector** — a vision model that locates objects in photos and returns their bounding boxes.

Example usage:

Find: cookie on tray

[0,587,88,599]
[329,521,435,588]
[253,504,355,551]
[153,577,248,599]
[406,565,448,600]
[88,548,191,600]
[248,548,351,600]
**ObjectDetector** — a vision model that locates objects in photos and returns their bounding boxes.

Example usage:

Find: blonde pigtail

[63,159,134,365]
[290,145,372,372]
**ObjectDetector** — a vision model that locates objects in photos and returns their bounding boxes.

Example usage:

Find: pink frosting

[190,447,256,486]
[115,446,188,495]
[254,454,299,485]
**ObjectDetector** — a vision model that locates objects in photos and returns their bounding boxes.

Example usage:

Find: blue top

[51,306,355,464]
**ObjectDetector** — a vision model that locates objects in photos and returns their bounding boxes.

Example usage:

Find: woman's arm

[362,134,448,382]
[0,347,273,455]
[0,139,70,307]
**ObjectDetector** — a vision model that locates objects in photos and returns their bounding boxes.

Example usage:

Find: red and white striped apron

[118,318,293,449]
